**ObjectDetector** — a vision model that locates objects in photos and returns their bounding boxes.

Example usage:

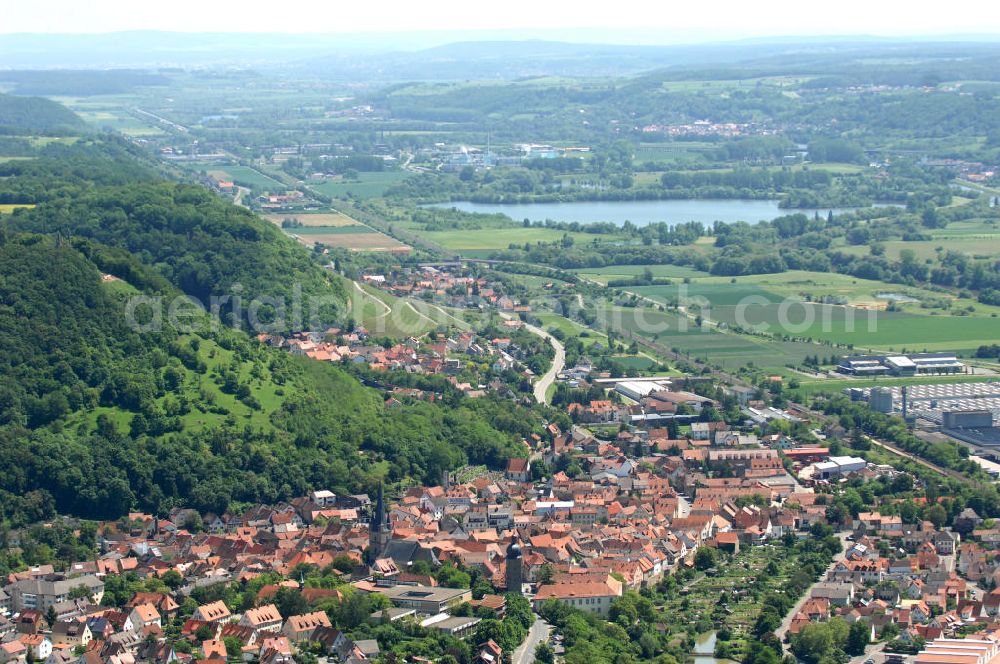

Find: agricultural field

[629,270,1000,315]
[535,312,606,345]
[264,209,410,252]
[209,166,284,190]
[310,172,410,199]
[396,224,619,258]
[74,109,165,136]
[263,211,361,228]
[706,303,997,353]
[598,304,828,370]
[288,226,410,253]
[630,282,784,307]
[615,270,1000,357]
[573,263,710,284]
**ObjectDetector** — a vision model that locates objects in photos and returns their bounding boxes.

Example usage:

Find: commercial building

[615,380,673,402]
[847,381,1000,427]
[916,637,1000,664]
[375,586,472,615]
[814,456,867,479]
[837,353,965,376]
[943,410,995,429]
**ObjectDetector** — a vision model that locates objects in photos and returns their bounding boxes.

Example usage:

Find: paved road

[530,322,565,405]
[513,618,551,664]
[775,531,852,648]
[501,312,565,405]
[849,640,887,664]
[676,493,692,517]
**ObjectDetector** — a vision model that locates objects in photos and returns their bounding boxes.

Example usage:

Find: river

[423,199,875,227]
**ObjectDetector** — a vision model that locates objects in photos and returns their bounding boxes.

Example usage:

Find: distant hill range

[1,31,1000,81]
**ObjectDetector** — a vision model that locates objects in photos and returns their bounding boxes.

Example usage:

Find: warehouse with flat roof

[837,353,964,376]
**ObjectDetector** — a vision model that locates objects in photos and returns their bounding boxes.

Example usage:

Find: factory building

[814,456,867,479]
[943,410,995,429]
[868,387,895,414]
[837,353,964,376]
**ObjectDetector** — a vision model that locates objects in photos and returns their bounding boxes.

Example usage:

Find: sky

[4,0,1000,39]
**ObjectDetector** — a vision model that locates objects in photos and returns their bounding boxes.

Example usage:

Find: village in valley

[4,246,998,664]
[6,23,1000,664]
[3,369,1000,664]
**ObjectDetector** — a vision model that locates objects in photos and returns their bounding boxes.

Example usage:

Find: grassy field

[311,172,409,199]
[534,311,666,369]
[0,204,36,214]
[349,281,457,337]
[838,237,1000,261]
[535,312,599,340]
[399,225,617,256]
[209,166,284,190]
[574,263,710,284]
[74,110,161,136]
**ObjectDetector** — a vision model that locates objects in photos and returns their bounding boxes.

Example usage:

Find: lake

[424,199,870,227]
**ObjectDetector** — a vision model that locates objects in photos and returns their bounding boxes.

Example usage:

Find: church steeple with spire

[367,481,392,564]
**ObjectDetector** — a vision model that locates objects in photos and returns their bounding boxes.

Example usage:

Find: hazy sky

[4,0,999,37]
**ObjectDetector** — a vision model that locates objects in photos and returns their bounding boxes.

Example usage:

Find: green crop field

[599,305,820,369]
[535,312,595,339]
[75,109,165,136]
[707,302,998,352]
[311,172,409,199]
[636,270,1000,316]
[210,166,284,190]
[630,282,785,307]
[573,264,710,284]
[401,226,616,255]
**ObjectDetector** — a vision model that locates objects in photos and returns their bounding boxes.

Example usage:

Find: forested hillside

[0,136,537,526]
[0,92,86,134]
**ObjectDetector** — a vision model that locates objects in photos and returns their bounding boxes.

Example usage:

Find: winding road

[500,312,565,405]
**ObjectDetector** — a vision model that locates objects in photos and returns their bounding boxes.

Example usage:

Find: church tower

[367,482,392,564]
[505,536,523,593]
